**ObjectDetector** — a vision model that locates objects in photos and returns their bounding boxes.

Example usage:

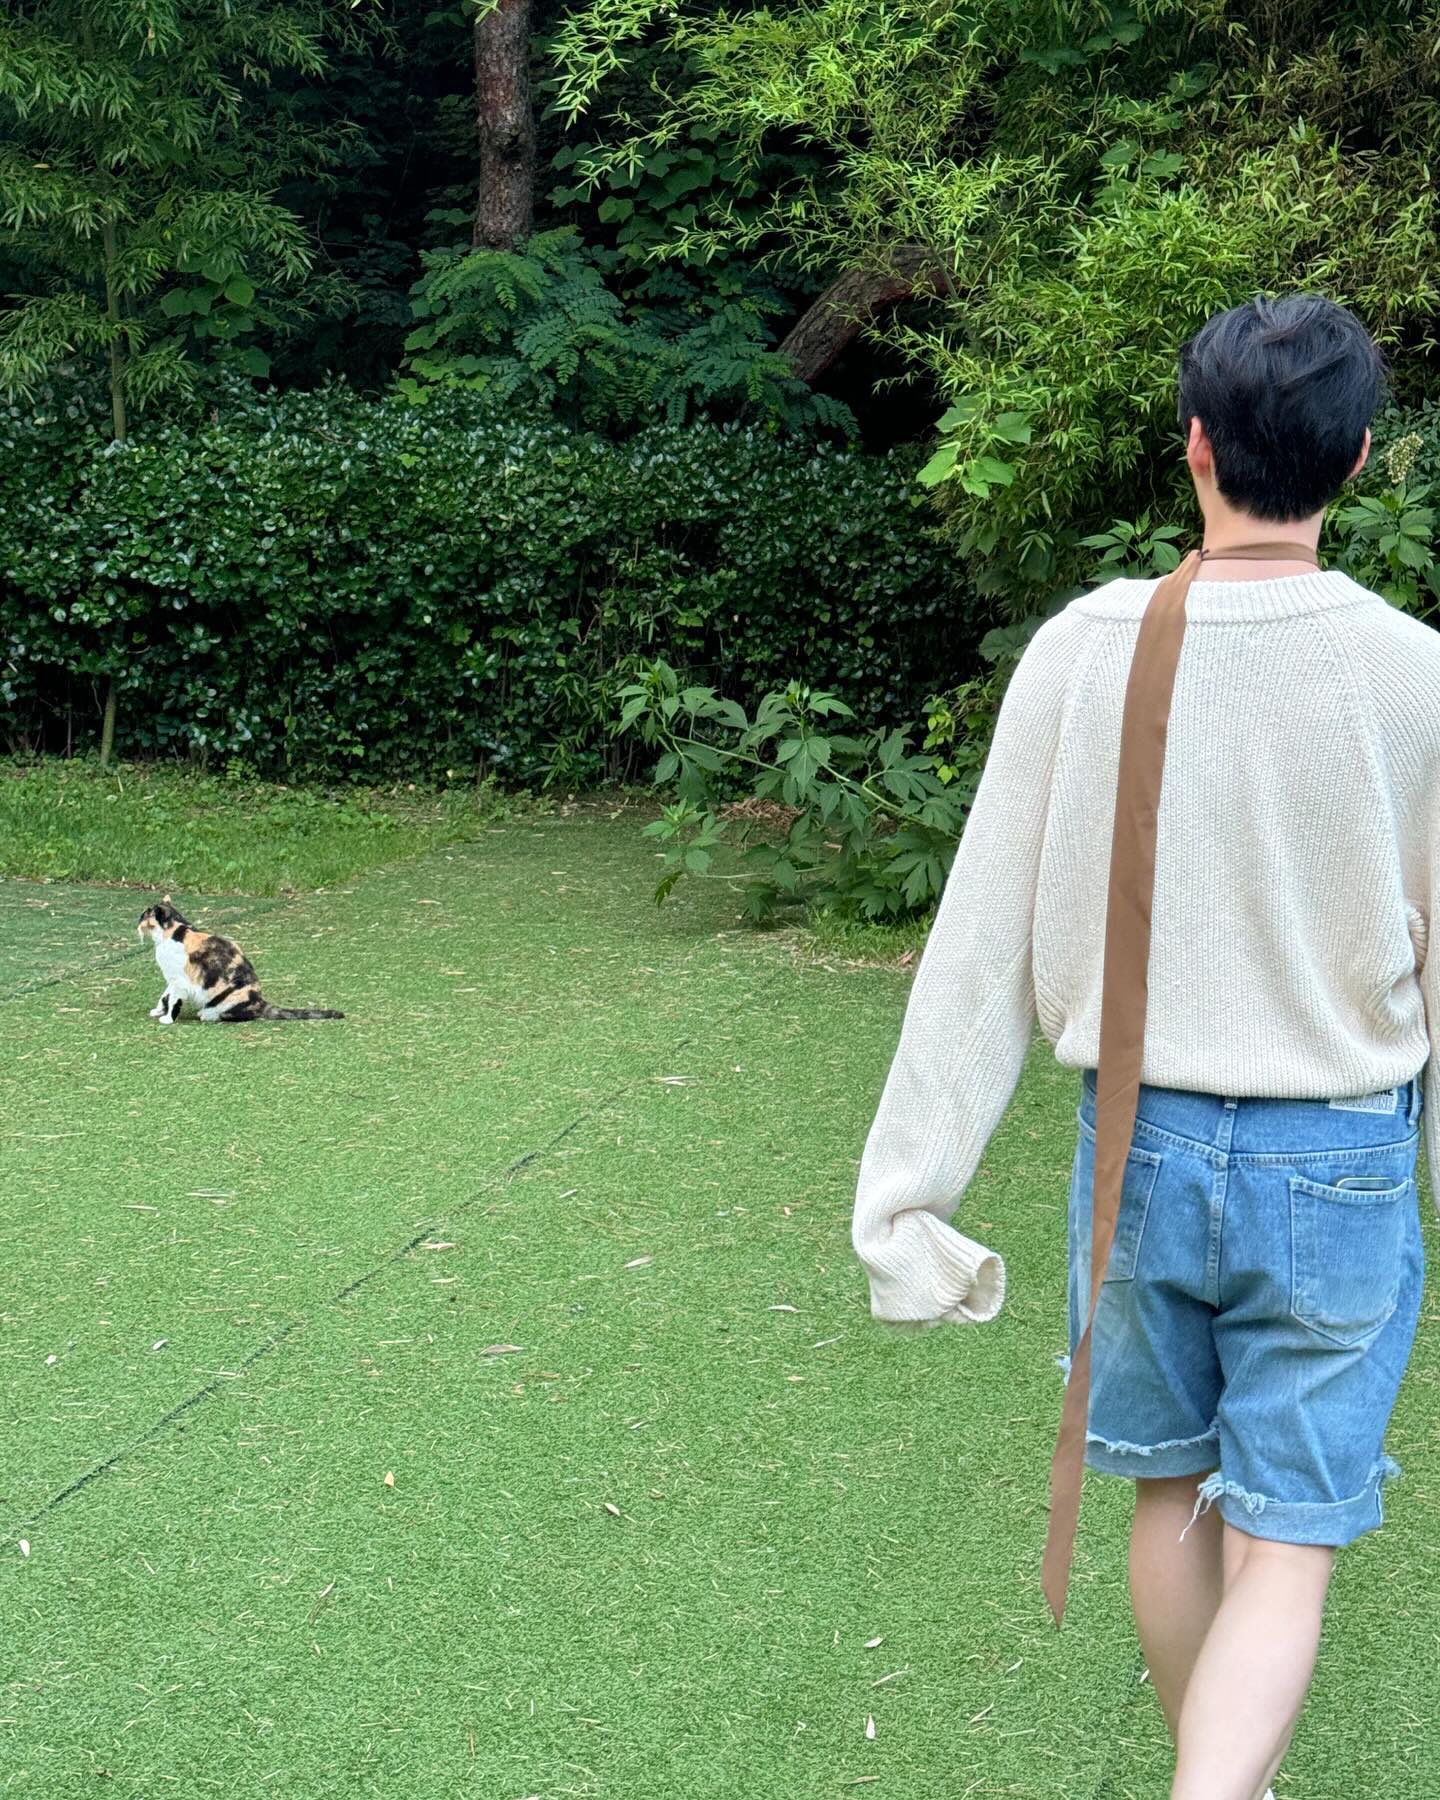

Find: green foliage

[403,225,854,434]
[0,380,977,783]
[614,659,969,921]
[920,610,1050,784]
[1331,485,1440,617]
[257,0,480,388]
[544,49,829,321]
[404,9,850,436]
[551,130,779,274]
[0,0,350,432]
[552,0,1440,604]
[612,615,1044,922]
[1078,513,1185,578]
[1321,400,1440,618]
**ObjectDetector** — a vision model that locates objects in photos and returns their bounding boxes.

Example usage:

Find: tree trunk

[472,0,535,251]
[99,681,117,768]
[101,214,125,767]
[778,247,949,385]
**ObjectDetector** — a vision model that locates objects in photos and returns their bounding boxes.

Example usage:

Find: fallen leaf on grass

[307,1580,337,1625]
[602,1502,622,1517]
[480,1344,525,1355]
[383,1472,395,1488]
[768,1304,800,1313]
[624,1256,653,1269]
[18,1541,29,1559]
[864,1636,884,1648]
[865,1716,876,1740]
[422,1241,457,1252]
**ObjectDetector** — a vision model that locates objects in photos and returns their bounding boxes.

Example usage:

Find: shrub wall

[0,387,983,783]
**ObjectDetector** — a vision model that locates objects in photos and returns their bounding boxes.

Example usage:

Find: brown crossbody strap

[1039,539,1320,1629]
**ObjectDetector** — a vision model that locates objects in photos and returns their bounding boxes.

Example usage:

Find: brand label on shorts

[1328,1088,1399,1114]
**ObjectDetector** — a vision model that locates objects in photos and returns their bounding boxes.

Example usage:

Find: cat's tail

[259,1001,345,1021]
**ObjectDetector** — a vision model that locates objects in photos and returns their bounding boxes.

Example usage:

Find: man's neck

[1194,503,1323,582]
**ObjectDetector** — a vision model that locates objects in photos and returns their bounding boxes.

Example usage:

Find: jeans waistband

[1080,1067,1425,1133]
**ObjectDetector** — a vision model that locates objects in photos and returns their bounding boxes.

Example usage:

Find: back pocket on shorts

[1289,1171,1412,1349]
[1070,1116,1163,1286]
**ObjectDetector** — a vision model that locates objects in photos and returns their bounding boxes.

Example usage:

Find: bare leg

[1129,1473,1225,1739]
[1171,1523,1335,1800]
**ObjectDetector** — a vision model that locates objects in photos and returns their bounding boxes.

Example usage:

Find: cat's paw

[149,1003,167,1018]
[156,1012,177,1025]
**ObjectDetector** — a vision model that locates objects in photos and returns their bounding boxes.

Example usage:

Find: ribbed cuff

[860,1208,1007,1325]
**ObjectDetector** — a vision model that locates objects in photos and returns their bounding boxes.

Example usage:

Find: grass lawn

[0,758,539,896]
[0,763,1436,1797]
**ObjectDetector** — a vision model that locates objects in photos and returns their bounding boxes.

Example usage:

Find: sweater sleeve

[1424,834,1440,1219]
[851,607,1082,1326]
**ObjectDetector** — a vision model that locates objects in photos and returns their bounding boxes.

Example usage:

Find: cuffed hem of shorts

[1082,1425,1221,1480]
[1180,1454,1402,1548]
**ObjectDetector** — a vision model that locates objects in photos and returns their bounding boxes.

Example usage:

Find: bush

[403,226,854,436]
[1326,400,1440,621]
[0,383,983,784]
[612,625,1038,922]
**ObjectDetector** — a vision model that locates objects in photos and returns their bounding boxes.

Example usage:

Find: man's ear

[1350,428,1371,480]
[1185,414,1214,485]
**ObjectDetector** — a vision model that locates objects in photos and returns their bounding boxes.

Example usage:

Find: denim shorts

[1064,1066,1425,1546]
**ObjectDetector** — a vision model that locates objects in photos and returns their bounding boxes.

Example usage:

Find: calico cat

[137,898,344,1024]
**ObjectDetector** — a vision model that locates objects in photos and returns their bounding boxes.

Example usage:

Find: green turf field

[1,794,1436,1797]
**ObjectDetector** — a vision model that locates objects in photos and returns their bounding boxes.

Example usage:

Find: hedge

[0,385,984,784]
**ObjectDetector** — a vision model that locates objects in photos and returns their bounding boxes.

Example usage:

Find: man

[851,294,1439,1797]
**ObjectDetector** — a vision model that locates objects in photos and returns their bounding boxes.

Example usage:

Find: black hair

[1176,294,1384,521]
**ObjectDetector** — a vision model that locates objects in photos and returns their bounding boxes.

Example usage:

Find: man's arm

[1424,832,1440,1218]
[851,605,1087,1325]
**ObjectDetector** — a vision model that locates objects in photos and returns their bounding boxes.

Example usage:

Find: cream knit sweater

[852,570,1440,1327]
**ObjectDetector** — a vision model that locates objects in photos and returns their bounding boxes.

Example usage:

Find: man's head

[1177,294,1383,523]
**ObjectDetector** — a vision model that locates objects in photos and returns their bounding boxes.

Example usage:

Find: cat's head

[138,895,184,939]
